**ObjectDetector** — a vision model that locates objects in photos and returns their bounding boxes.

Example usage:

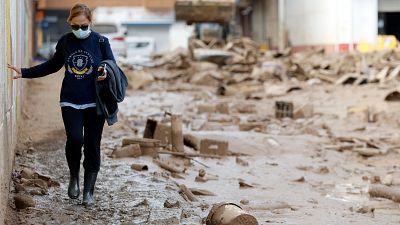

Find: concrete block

[200,139,228,156]
[275,101,293,118]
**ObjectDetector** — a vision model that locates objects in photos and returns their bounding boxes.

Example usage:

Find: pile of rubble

[11,168,60,209]
[110,114,261,224]
[121,38,400,90]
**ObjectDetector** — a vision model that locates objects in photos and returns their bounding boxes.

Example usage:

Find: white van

[92,23,127,57]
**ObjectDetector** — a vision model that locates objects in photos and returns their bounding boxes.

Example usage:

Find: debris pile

[11,168,59,209]
[120,38,400,90]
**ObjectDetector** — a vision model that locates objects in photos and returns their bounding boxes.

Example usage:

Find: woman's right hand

[7,63,22,79]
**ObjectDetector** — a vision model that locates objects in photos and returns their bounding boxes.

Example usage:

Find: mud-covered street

[3,1,400,225]
[6,51,400,224]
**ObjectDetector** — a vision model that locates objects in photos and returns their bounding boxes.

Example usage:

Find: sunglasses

[70,24,89,31]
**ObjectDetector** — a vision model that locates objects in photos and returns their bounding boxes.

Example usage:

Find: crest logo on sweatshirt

[67,50,94,79]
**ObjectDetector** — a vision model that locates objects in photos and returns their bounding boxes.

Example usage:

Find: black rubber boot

[67,163,80,199]
[82,172,97,206]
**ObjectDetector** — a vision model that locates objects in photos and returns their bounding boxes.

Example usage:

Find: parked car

[92,23,127,57]
[125,36,155,58]
[119,37,156,67]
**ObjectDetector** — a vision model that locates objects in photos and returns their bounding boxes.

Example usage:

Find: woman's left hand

[97,66,107,81]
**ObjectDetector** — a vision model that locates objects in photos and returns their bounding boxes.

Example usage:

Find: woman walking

[8,3,115,206]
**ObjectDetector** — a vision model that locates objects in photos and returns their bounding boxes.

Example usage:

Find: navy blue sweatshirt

[21,32,115,108]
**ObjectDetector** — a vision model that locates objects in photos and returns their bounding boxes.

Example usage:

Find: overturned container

[206,202,258,225]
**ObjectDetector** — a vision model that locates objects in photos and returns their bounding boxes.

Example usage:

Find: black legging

[61,106,105,174]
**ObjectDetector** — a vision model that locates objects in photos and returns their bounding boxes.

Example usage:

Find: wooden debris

[293,176,305,182]
[388,65,400,80]
[179,184,198,202]
[335,73,359,85]
[369,184,400,203]
[171,173,185,179]
[239,179,254,188]
[189,188,216,196]
[353,148,382,157]
[374,66,389,83]
[153,159,183,174]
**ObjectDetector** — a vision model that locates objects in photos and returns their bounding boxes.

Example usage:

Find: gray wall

[0,1,33,224]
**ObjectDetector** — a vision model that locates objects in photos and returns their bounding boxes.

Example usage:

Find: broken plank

[153,159,183,173]
[179,184,198,202]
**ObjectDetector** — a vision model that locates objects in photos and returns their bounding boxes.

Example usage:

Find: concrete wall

[0,0,33,223]
[253,0,378,51]
[284,0,378,51]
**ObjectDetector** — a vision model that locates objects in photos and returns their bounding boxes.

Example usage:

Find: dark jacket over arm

[21,40,64,78]
[95,60,128,125]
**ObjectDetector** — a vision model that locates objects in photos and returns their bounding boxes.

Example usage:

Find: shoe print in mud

[67,50,94,79]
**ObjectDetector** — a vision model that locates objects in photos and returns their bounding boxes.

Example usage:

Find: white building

[252,0,398,52]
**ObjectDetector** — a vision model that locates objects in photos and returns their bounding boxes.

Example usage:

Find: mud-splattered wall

[0,0,33,223]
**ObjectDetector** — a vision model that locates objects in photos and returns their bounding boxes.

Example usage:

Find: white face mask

[72,26,91,39]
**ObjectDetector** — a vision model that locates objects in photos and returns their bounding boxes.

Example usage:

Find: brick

[200,139,228,156]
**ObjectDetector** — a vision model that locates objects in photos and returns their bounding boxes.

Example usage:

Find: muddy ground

[5,66,400,225]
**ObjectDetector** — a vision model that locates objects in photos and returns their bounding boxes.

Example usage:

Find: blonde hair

[67,3,92,23]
